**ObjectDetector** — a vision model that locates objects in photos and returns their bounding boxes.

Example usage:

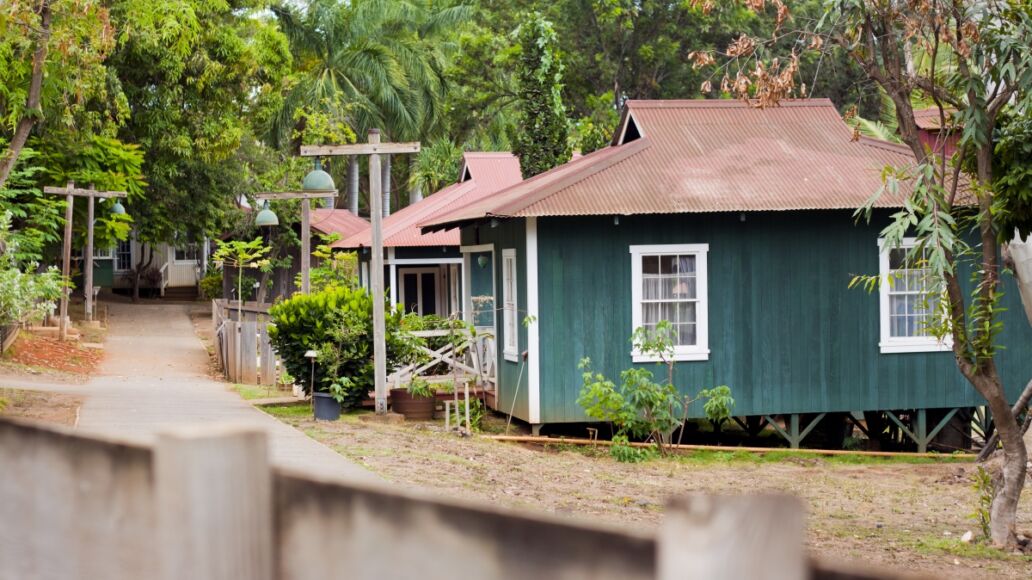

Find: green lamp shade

[111,200,126,215]
[302,168,336,193]
[255,201,279,227]
[477,255,489,268]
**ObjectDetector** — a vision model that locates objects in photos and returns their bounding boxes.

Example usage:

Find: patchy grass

[232,383,284,400]
[907,536,1031,561]
[0,387,83,426]
[262,403,312,418]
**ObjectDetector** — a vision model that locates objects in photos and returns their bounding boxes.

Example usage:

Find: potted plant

[390,377,436,420]
[313,378,349,421]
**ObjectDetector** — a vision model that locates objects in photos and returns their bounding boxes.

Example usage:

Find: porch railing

[388,329,496,391]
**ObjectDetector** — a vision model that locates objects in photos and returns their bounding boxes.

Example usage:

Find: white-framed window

[174,244,200,263]
[878,237,952,354]
[115,239,133,271]
[630,244,709,362]
[502,249,518,361]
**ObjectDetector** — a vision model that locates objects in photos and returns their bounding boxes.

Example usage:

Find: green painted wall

[534,211,1032,423]
[462,222,530,420]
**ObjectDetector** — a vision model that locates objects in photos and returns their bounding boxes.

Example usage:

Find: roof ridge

[856,136,915,156]
[489,138,650,217]
[625,98,835,109]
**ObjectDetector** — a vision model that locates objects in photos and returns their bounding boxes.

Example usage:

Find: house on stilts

[421,98,1032,449]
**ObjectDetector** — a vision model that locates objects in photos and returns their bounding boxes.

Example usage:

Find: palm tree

[271,0,470,214]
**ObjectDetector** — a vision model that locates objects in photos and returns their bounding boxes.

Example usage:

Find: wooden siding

[534,211,1032,423]
[462,224,530,421]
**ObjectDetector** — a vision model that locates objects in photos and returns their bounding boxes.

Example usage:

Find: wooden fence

[387,329,497,390]
[0,417,917,580]
[212,299,280,386]
[0,322,19,354]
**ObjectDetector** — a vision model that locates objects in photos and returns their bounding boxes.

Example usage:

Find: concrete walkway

[4,301,377,484]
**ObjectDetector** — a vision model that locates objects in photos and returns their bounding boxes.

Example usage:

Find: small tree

[212,238,271,316]
[510,13,571,179]
[578,321,734,459]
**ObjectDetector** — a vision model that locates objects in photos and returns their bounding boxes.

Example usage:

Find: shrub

[267,285,421,409]
[577,321,734,455]
[199,271,223,300]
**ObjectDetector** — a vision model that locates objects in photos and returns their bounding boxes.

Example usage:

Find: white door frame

[398,267,442,315]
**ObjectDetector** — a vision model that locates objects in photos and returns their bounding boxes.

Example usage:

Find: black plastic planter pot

[312,392,341,421]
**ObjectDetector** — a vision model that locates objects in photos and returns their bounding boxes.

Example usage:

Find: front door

[399,268,441,315]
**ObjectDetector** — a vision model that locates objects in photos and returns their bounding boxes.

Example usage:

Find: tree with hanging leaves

[692,0,1032,549]
[510,12,571,179]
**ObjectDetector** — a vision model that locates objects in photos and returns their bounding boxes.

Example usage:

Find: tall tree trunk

[348,156,360,215]
[132,246,155,303]
[0,1,52,190]
[409,156,423,204]
[979,376,1028,547]
[381,154,392,217]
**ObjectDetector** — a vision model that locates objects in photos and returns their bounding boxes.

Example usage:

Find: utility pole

[300,132,420,415]
[42,182,127,339]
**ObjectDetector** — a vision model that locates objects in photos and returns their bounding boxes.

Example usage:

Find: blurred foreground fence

[0,417,917,580]
[212,299,280,385]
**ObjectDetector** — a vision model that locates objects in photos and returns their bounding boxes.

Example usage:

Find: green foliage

[301,234,357,293]
[0,147,62,263]
[577,357,680,445]
[0,211,64,326]
[450,396,486,432]
[510,13,571,178]
[578,322,734,452]
[992,113,1032,242]
[698,385,735,426]
[971,466,994,541]
[199,270,223,301]
[609,434,656,463]
[267,285,421,409]
[409,137,464,195]
[212,238,271,305]
[406,376,435,399]
[570,92,619,154]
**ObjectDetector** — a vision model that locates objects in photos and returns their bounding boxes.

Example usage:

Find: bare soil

[0,388,83,426]
[266,406,1032,580]
[1,333,103,378]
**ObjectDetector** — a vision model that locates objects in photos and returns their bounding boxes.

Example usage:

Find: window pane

[643,276,661,300]
[675,302,696,326]
[642,255,659,274]
[678,323,697,346]
[888,248,907,270]
[643,302,661,325]
[676,255,696,275]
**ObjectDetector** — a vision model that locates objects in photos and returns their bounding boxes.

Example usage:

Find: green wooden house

[421,99,1032,448]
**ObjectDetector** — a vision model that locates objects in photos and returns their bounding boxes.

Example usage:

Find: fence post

[155,425,273,580]
[657,494,806,580]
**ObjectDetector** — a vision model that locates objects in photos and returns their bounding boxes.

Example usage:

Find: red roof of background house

[311,208,370,240]
[335,152,521,249]
[422,99,921,230]
[913,107,958,130]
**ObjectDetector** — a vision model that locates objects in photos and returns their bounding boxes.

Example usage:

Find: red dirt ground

[3,334,103,376]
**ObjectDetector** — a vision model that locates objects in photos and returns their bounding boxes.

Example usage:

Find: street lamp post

[42,182,128,339]
[254,160,336,294]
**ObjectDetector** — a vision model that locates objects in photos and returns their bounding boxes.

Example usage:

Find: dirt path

[0,300,376,484]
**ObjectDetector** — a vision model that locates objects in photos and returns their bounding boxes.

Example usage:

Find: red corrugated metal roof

[311,208,369,239]
[335,152,521,248]
[913,107,958,130]
[422,99,924,230]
